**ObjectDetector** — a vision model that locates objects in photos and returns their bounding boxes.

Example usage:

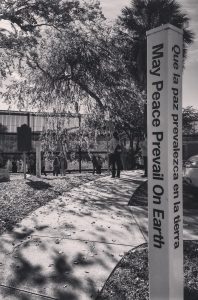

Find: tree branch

[55,73,104,110]
[72,78,104,110]
[21,23,62,33]
[34,61,54,80]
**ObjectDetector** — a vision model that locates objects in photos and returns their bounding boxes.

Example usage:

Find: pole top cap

[146,24,183,37]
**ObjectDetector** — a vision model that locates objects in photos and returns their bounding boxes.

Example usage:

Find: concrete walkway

[0,170,147,300]
[131,194,198,242]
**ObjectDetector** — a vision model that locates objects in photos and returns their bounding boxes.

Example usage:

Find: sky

[0,0,198,110]
[99,0,198,109]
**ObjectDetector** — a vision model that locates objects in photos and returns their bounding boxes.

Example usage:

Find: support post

[79,146,82,173]
[23,152,26,179]
[35,141,41,178]
[147,24,183,300]
[104,111,110,172]
[78,114,82,173]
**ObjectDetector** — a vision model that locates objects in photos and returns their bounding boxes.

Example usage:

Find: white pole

[147,24,183,300]
[35,141,41,178]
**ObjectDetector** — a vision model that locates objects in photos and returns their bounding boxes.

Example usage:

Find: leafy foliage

[183,106,198,135]
[116,0,194,90]
[1,0,144,148]
[41,110,108,155]
[1,0,112,109]
[1,0,193,152]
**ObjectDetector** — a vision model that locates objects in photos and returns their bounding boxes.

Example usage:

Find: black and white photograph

[0,0,198,299]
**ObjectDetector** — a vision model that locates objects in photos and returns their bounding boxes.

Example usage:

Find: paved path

[132,205,198,242]
[0,171,146,300]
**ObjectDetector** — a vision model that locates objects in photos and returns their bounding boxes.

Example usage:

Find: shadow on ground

[26,180,52,190]
[129,180,198,209]
[128,180,198,240]
[0,231,112,299]
[0,172,145,300]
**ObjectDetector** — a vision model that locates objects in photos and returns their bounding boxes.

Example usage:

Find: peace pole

[147,24,183,299]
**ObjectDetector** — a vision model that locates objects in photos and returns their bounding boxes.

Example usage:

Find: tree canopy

[183,106,198,135]
[1,0,108,108]
[0,0,195,149]
[0,0,144,141]
[116,0,194,91]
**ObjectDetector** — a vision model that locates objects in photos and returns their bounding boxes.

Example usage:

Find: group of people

[108,131,147,179]
[91,154,103,174]
[9,154,68,176]
[52,155,68,176]
[6,159,23,173]
[7,157,34,174]
[8,133,147,178]
[90,131,123,178]
[41,154,68,176]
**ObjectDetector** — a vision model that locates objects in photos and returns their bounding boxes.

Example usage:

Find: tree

[1,0,146,163]
[116,0,194,91]
[183,106,198,135]
[41,113,89,154]
[0,0,116,110]
[1,1,144,129]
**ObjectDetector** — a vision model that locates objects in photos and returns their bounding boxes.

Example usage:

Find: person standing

[109,131,122,178]
[97,155,103,174]
[53,156,60,176]
[121,145,127,170]
[140,136,147,177]
[41,155,47,176]
[60,155,67,176]
[91,154,98,174]
[18,159,23,173]
[12,159,17,173]
[29,154,35,175]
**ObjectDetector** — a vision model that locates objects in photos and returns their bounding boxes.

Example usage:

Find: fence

[0,110,110,173]
[3,150,109,174]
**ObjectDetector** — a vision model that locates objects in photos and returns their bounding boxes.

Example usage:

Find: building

[0,110,109,173]
[0,110,81,154]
